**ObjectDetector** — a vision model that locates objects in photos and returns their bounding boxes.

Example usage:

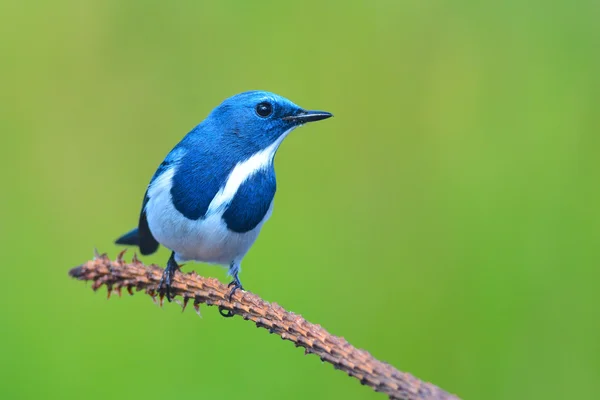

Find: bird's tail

[115,228,140,246]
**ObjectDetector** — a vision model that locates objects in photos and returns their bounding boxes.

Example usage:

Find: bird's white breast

[145,167,272,266]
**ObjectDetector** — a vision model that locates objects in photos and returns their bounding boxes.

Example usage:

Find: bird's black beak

[283,110,333,123]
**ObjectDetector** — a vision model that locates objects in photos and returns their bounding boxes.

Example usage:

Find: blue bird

[115,91,332,304]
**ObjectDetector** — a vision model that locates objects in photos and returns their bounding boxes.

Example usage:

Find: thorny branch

[69,250,459,400]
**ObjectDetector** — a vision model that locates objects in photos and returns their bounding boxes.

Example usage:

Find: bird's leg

[219,263,244,318]
[226,262,244,302]
[158,251,180,302]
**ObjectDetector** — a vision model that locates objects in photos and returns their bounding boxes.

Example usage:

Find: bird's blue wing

[170,140,238,220]
[222,168,276,233]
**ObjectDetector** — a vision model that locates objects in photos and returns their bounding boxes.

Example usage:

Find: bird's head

[205,91,332,152]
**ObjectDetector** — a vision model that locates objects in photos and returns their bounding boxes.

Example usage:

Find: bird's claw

[227,279,244,302]
[158,252,179,302]
[219,306,234,318]
[158,269,174,302]
[218,278,244,318]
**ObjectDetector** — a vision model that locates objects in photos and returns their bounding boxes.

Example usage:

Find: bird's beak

[283,110,333,123]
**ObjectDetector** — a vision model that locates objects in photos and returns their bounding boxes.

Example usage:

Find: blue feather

[222,167,277,233]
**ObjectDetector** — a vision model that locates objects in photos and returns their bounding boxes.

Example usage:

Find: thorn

[182,297,189,312]
[93,248,101,260]
[127,286,134,296]
[132,252,140,264]
[116,249,127,263]
[106,285,113,299]
[193,301,202,318]
[158,292,165,307]
[115,287,122,297]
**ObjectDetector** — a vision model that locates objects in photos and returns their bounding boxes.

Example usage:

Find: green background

[1,1,598,399]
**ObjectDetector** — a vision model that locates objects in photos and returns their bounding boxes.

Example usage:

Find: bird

[115,90,332,305]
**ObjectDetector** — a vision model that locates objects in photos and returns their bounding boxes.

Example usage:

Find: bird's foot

[227,278,244,302]
[218,277,244,318]
[158,252,180,302]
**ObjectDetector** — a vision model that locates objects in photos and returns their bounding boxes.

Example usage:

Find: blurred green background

[1,1,598,399]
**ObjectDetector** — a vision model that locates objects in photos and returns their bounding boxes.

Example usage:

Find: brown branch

[69,251,459,400]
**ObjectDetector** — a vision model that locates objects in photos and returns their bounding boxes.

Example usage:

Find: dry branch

[69,251,459,400]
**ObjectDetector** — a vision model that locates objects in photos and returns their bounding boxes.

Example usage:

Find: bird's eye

[255,102,273,117]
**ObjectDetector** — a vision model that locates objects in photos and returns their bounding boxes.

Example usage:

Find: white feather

[206,127,294,215]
